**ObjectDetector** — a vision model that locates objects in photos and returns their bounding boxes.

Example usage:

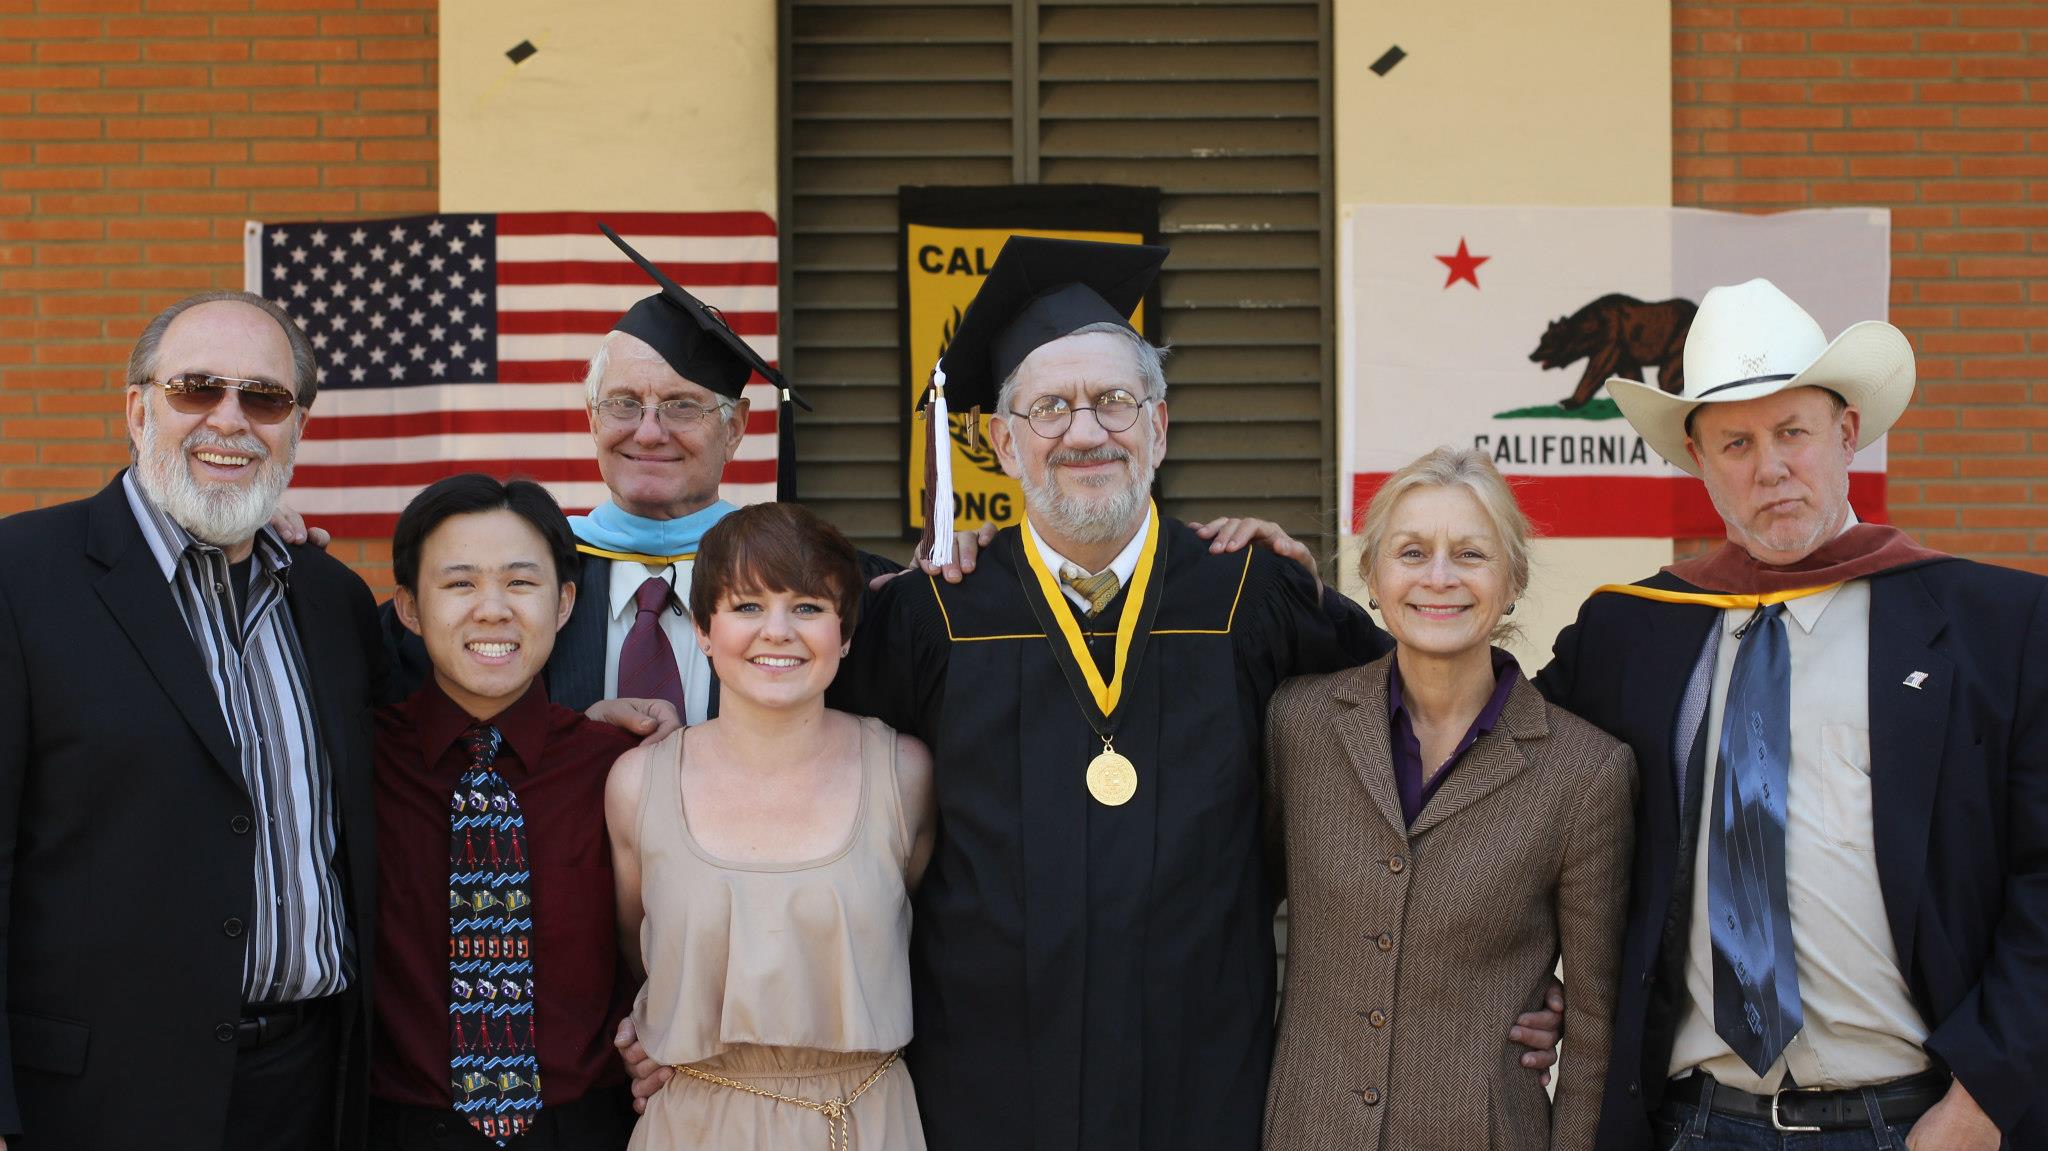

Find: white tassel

[926,365,956,567]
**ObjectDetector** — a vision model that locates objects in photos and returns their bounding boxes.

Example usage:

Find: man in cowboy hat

[1535,278,2047,1150]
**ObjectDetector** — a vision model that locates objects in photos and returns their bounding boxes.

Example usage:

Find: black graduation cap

[598,222,808,410]
[934,235,1168,410]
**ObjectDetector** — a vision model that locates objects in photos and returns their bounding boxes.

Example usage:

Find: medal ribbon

[1591,582,1841,609]
[1014,503,1164,734]
[574,542,699,567]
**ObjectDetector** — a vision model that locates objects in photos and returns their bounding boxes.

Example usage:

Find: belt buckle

[1770,1087,1823,1133]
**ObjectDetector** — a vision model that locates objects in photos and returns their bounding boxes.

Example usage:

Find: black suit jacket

[0,477,385,1149]
[1535,559,2048,1149]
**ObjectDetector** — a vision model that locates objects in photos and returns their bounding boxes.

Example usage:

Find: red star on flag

[1435,237,1490,289]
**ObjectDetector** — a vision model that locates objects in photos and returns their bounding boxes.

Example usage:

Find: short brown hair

[690,502,862,641]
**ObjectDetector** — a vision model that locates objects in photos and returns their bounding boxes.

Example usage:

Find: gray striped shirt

[122,472,351,1005]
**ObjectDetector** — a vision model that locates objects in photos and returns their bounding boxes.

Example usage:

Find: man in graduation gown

[1531,279,2047,1149]
[385,226,902,721]
[833,236,1391,1151]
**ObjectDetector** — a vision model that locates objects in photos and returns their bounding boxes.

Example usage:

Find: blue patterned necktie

[449,723,542,1144]
[1708,602,1803,1075]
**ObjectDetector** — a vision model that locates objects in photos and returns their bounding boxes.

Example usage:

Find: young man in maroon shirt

[371,474,639,1150]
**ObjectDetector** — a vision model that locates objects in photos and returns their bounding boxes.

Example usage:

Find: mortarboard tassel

[922,365,956,568]
[776,385,799,502]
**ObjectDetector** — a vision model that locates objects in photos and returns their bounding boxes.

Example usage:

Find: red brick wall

[1673,0,2048,573]
[4,5,2042,578]
[0,0,436,581]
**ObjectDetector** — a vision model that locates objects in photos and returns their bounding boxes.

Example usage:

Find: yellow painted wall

[1335,2,1671,208]
[1334,1,1676,670]
[439,1,777,214]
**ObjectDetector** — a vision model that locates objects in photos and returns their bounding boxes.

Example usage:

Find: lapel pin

[1903,671,1929,690]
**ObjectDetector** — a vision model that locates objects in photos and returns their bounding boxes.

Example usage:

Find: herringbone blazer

[1263,654,1635,1151]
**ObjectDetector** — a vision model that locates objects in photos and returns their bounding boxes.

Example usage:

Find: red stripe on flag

[493,211,777,237]
[294,459,602,486]
[1349,472,1888,538]
[496,360,587,384]
[495,361,784,389]
[291,457,779,489]
[497,261,776,287]
[304,406,778,440]
[498,310,776,337]
[307,409,592,438]
[300,514,447,538]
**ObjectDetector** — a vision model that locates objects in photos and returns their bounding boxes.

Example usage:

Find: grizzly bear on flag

[1530,293,1697,409]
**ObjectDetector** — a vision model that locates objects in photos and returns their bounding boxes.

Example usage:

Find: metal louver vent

[783,1,1333,564]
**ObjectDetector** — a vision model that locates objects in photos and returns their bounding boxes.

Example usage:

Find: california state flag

[1339,206,1892,537]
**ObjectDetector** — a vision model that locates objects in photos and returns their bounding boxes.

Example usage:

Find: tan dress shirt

[1025,514,1146,613]
[1668,579,1933,1091]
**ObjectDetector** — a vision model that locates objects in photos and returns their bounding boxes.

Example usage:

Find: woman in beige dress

[605,502,935,1151]
[1263,447,1636,1151]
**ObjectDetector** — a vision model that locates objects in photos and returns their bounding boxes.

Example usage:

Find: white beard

[135,398,297,547]
[1018,427,1158,546]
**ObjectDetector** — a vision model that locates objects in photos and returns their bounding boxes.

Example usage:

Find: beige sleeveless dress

[626,715,924,1151]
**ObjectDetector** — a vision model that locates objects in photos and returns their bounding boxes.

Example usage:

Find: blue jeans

[1655,1095,1917,1151]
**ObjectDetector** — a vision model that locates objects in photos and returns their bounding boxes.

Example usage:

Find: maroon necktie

[617,576,686,717]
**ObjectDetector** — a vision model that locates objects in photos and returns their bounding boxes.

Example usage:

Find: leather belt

[1667,1069,1949,1132]
[235,995,327,1050]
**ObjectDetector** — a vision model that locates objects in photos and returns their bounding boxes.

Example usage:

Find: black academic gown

[835,517,1387,1151]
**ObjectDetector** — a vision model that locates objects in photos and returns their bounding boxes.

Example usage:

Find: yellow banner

[903,223,1148,532]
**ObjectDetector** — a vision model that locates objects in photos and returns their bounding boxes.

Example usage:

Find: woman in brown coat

[1264,447,1635,1151]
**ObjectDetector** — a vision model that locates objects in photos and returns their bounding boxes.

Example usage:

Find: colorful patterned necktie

[1061,566,1122,617]
[449,722,542,1144]
[1707,602,1803,1075]
[617,575,686,716]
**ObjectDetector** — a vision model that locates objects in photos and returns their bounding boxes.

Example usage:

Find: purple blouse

[1387,647,1522,827]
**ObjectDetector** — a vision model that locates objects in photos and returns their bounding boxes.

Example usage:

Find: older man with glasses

[819,236,1400,1151]
[384,228,989,734]
[0,290,387,1150]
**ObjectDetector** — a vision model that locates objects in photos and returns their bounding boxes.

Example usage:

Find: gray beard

[136,399,297,548]
[1019,436,1157,547]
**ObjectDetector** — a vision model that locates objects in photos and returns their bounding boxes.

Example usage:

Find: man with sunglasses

[0,291,384,1150]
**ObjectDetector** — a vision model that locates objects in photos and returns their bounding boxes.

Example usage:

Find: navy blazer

[0,477,385,1148]
[1535,559,2048,1149]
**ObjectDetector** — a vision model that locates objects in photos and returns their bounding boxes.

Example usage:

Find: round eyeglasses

[592,396,732,429]
[1011,389,1149,439]
[153,373,302,425]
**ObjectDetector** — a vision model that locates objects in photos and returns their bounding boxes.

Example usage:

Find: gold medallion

[1086,749,1138,807]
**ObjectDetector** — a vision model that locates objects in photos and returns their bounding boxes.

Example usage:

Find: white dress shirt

[1668,571,1933,1091]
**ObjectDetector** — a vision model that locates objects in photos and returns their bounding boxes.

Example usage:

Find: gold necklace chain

[672,1050,900,1151]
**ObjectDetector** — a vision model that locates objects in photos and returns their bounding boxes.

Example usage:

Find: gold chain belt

[672,1049,900,1151]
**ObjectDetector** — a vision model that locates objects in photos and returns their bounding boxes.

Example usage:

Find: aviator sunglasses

[153,372,303,425]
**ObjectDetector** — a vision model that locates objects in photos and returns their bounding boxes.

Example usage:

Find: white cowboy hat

[1606,277,1915,477]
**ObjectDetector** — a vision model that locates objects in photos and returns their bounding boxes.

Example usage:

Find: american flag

[243,211,782,539]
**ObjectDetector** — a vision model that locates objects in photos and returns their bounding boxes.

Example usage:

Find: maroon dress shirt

[371,677,639,1109]
[1388,647,1521,827]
